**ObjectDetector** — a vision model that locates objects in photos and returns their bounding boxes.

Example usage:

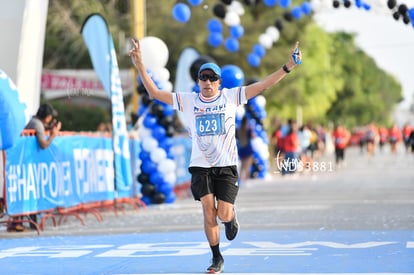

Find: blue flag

[81,14,132,195]
[0,69,28,150]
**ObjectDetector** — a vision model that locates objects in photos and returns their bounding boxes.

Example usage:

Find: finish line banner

[4,135,134,215]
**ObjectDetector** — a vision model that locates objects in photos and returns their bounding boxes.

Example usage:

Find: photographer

[7,103,61,232]
[25,103,61,149]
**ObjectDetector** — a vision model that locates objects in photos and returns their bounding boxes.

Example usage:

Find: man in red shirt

[389,124,402,154]
[332,124,350,166]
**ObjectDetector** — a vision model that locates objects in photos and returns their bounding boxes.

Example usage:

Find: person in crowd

[129,38,301,273]
[297,124,312,171]
[308,123,320,160]
[409,126,414,153]
[388,123,402,154]
[25,103,61,149]
[378,126,389,152]
[365,123,378,157]
[281,119,299,175]
[7,103,61,232]
[332,124,350,167]
[97,121,109,132]
[402,123,413,153]
[271,122,285,170]
[270,120,283,158]
[358,128,366,154]
[236,116,255,183]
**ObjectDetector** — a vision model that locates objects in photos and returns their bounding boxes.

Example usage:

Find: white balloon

[255,95,266,108]
[310,0,330,12]
[251,137,269,159]
[160,81,173,92]
[236,106,245,120]
[266,26,280,42]
[140,36,169,70]
[152,67,170,82]
[258,33,273,49]
[158,158,176,174]
[150,147,167,163]
[229,0,245,16]
[164,172,177,185]
[224,11,240,26]
[142,136,158,152]
[138,126,152,139]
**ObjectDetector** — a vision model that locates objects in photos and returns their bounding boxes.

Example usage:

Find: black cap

[37,103,58,119]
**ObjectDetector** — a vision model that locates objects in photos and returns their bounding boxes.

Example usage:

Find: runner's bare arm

[245,41,301,100]
[129,39,173,105]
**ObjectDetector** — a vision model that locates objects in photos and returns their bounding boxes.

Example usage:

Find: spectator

[25,103,61,149]
[7,103,61,232]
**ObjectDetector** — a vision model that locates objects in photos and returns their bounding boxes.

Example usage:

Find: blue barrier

[3,134,192,216]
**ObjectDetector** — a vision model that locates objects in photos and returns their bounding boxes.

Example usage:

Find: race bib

[195,113,225,136]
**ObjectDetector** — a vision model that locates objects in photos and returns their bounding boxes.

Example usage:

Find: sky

[312,1,414,111]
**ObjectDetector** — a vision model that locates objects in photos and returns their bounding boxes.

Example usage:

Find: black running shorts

[188,166,239,204]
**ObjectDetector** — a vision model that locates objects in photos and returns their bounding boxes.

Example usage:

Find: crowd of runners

[270,120,414,175]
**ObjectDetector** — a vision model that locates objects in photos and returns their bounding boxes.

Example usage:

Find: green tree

[325,32,402,127]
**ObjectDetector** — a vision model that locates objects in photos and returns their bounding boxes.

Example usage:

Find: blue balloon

[207,32,223,48]
[247,53,261,67]
[172,3,191,23]
[409,9,414,26]
[207,18,222,33]
[143,114,157,128]
[142,159,157,174]
[0,69,28,150]
[229,25,244,39]
[291,6,302,19]
[188,0,203,6]
[158,182,173,195]
[224,37,239,53]
[152,125,167,140]
[137,104,148,116]
[301,2,312,15]
[221,65,244,88]
[192,84,200,93]
[253,43,266,58]
[159,137,173,151]
[141,196,152,205]
[279,0,291,8]
[163,104,175,116]
[139,150,151,161]
[165,192,176,203]
[263,0,278,7]
[150,172,164,186]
